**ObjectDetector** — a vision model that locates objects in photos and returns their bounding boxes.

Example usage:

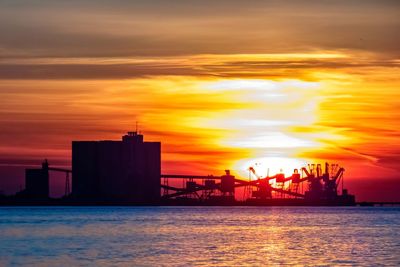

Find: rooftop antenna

[136,121,139,134]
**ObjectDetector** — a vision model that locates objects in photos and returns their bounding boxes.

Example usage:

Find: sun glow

[192,78,329,178]
[1,50,399,199]
[234,157,307,180]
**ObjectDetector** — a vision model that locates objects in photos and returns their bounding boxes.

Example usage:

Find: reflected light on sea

[0,207,399,266]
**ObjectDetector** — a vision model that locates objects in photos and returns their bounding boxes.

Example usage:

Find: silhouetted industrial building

[25,160,49,199]
[72,132,161,203]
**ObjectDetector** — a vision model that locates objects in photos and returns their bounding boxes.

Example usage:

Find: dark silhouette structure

[161,163,355,206]
[1,131,357,206]
[24,160,49,199]
[72,132,161,203]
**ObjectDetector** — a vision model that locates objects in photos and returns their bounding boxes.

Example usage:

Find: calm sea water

[0,206,399,266]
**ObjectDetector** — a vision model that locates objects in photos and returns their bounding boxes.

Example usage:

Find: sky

[0,0,399,201]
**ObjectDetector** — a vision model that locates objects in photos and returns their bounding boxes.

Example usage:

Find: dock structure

[8,132,356,206]
[160,163,355,206]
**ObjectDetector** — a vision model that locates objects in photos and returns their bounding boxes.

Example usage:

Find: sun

[233,156,307,180]
[196,78,325,180]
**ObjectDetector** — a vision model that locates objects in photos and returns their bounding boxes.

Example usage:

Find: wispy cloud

[0,53,398,80]
[0,1,399,199]
[0,1,399,58]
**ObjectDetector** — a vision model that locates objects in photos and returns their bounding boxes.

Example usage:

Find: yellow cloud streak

[0,51,398,180]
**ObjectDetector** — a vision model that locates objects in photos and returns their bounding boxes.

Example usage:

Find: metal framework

[161,163,346,202]
[43,160,72,196]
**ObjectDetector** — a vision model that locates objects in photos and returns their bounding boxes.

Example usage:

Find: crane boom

[301,167,311,177]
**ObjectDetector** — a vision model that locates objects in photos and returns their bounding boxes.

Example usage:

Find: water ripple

[0,207,399,266]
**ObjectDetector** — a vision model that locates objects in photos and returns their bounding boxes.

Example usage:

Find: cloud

[0,63,199,79]
[0,53,398,80]
[0,0,399,200]
[0,0,399,58]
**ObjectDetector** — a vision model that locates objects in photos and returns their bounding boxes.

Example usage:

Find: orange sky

[0,1,399,201]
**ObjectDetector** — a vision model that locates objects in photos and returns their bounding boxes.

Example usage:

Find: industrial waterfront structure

[16,159,71,200]
[4,132,355,206]
[161,163,355,205]
[24,160,50,199]
[72,132,161,203]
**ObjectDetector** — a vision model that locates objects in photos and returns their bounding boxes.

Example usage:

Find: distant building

[25,160,49,199]
[72,132,161,203]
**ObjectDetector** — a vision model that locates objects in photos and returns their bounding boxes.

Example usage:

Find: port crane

[161,162,352,205]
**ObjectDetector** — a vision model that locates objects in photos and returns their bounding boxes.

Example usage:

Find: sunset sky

[0,0,399,201]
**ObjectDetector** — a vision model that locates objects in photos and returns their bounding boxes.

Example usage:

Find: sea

[0,206,399,266]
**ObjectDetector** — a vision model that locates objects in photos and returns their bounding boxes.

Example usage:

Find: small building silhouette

[25,160,49,199]
[72,132,161,203]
